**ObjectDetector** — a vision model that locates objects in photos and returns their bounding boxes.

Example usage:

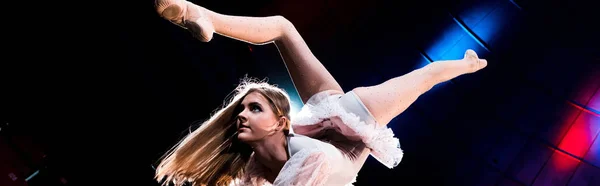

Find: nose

[237,111,248,124]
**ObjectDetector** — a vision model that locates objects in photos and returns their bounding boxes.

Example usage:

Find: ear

[275,117,287,131]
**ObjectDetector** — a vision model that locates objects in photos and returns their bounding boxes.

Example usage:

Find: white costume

[241,91,404,185]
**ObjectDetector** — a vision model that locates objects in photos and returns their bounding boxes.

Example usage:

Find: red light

[550,150,580,172]
[558,111,600,157]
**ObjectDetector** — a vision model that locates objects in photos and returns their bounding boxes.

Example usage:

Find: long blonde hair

[155,77,292,186]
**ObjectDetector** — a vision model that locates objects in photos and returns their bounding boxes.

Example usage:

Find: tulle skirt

[291,90,403,169]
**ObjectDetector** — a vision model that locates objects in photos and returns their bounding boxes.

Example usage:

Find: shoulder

[287,133,343,163]
[275,146,334,186]
[285,137,336,177]
[286,134,336,169]
[287,134,321,156]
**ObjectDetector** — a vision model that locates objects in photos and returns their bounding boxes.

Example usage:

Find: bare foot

[463,49,488,73]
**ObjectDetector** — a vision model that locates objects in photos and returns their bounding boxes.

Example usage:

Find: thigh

[273,28,343,103]
[352,67,435,126]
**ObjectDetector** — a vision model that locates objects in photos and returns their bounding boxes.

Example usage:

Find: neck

[250,133,289,175]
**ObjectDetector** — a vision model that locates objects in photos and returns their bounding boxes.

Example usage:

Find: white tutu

[291,91,404,168]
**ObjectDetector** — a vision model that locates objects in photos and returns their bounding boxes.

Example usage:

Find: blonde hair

[155,77,292,186]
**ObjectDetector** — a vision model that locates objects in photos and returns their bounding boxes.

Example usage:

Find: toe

[479,59,488,69]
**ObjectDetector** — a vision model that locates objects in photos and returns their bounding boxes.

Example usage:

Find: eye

[251,105,262,112]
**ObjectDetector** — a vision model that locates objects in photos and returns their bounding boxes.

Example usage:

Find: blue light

[508,0,522,10]
[424,1,520,62]
[268,79,303,119]
[424,20,467,61]
[25,170,39,182]
[450,13,491,52]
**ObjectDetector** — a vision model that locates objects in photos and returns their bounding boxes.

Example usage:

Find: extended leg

[353,50,488,127]
[155,0,343,103]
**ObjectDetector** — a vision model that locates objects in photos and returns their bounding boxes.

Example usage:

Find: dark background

[3,0,599,185]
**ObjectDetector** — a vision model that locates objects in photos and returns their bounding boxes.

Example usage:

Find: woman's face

[236,91,281,143]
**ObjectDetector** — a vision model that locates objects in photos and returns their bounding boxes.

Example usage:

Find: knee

[274,15,289,23]
[274,15,296,35]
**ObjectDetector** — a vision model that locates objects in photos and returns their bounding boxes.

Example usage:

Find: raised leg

[353,50,488,127]
[155,0,343,103]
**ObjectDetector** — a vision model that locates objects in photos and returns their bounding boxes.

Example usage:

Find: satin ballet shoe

[155,0,215,42]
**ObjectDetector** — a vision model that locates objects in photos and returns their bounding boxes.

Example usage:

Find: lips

[238,126,250,131]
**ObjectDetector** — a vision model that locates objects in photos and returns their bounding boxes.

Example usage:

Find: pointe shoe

[464,49,488,73]
[155,0,215,42]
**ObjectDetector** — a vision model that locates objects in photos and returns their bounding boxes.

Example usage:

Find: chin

[236,132,253,143]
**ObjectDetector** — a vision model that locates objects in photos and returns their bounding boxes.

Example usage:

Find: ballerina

[152,0,488,185]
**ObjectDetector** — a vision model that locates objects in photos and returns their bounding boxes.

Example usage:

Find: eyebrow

[241,101,262,107]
